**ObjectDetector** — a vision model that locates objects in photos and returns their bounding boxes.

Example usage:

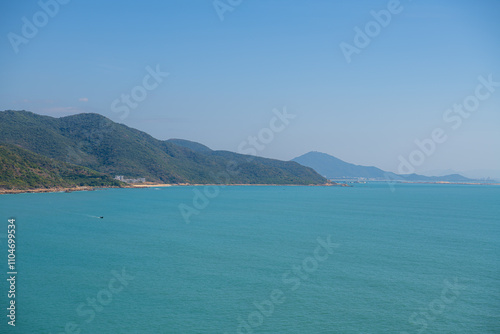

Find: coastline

[129,183,173,188]
[130,183,339,187]
[0,183,335,195]
[1,181,498,195]
[0,186,104,195]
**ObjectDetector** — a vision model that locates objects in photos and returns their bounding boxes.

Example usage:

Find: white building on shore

[114,175,146,183]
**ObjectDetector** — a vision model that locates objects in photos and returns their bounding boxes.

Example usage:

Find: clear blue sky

[1,0,499,174]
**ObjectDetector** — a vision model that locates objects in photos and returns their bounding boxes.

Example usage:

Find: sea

[0,183,498,333]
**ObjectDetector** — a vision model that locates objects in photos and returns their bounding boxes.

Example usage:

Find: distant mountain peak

[293,151,388,179]
[293,151,474,182]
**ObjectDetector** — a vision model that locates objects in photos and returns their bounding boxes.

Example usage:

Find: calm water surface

[0,183,498,333]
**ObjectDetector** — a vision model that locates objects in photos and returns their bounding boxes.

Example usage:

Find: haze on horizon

[1,0,499,176]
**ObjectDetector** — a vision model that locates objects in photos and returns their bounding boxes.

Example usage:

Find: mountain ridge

[0,110,327,187]
[292,151,476,182]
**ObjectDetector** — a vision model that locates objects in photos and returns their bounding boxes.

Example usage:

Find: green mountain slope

[0,144,122,190]
[167,139,212,153]
[0,110,327,185]
[168,139,326,184]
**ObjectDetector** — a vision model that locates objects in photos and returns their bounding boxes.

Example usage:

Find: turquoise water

[0,184,499,333]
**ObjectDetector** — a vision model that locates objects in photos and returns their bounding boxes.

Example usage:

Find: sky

[1,0,499,175]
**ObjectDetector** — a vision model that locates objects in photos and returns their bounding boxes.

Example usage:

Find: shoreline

[129,183,342,187]
[0,183,335,195]
[0,186,104,195]
[1,181,498,195]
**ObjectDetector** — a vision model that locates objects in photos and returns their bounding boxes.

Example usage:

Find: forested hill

[0,144,122,190]
[0,110,327,187]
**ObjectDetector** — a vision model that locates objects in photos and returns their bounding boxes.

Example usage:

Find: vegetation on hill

[0,144,123,190]
[167,139,212,153]
[0,110,327,186]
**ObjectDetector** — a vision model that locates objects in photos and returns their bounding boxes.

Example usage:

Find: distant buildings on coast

[114,175,146,183]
